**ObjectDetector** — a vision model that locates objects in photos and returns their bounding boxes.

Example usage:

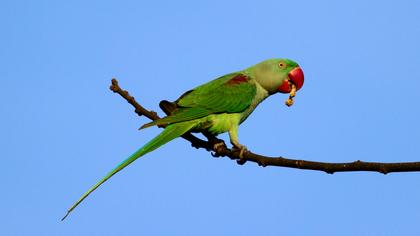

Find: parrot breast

[239,80,269,123]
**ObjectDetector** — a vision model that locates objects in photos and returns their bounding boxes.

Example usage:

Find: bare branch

[110,78,420,174]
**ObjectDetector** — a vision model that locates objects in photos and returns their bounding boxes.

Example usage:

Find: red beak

[289,67,304,90]
[278,67,305,93]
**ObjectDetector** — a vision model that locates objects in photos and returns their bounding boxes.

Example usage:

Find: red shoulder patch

[226,74,249,85]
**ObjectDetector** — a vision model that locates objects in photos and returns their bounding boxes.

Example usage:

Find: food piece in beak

[278,66,304,107]
[285,84,297,107]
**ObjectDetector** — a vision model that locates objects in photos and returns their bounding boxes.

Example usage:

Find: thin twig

[110,78,420,174]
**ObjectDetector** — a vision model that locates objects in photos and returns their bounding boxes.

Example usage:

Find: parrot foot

[232,144,248,160]
[213,142,226,153]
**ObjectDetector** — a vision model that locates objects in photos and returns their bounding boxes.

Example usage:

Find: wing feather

[141,73,256,128]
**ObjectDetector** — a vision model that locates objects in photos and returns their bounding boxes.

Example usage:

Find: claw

[236,158,247,165]
[234,145,248,165]
[213,142,225,152]
[239,146,247,158]
[232,144,248,159]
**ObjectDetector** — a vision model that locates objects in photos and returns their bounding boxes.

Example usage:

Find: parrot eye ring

[278,62,287,69]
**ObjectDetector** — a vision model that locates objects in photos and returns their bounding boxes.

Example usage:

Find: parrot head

[250,58,304,95]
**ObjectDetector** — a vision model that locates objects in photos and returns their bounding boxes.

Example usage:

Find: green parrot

[62,58,304,220]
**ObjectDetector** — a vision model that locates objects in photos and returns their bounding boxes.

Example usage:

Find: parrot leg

[228,126,248,158]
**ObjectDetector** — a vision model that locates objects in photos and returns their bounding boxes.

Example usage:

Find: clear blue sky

[2,0,420,235]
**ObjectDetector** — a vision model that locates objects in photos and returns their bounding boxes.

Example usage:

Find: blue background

[2,0,420,235]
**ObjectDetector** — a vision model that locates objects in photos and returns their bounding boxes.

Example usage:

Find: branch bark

[110,78,420,174]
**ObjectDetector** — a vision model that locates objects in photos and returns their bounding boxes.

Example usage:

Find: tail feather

[139,107,210,130]
[62,121,196,221]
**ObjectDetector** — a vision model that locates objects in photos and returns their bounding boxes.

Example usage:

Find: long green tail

[62,121,196,221]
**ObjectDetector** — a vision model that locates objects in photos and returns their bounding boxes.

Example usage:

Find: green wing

[141,73,256,129]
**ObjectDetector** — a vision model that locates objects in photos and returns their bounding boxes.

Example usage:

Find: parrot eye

[278,62,287,69]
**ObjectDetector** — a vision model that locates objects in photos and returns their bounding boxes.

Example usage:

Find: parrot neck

[241,67,256,78]
[242,67,280,95]
[239,79,269,123]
